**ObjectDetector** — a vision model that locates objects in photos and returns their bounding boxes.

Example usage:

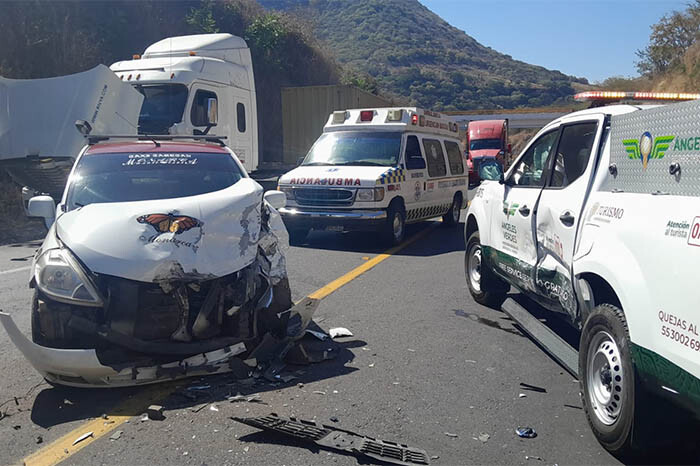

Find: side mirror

[264,190,286,210]
[406,157,426,170]
[28,195,56,229]
[206,98,218,126]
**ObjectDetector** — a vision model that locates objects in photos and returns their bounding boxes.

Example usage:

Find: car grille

[294,188,355,206]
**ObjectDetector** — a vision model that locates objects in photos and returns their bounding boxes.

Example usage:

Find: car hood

[55,178,263,283]
[279,165,397,187]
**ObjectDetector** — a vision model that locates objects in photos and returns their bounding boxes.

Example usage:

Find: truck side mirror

[28,195,56,229]
[406,156,426,170]
[206,98,218,126]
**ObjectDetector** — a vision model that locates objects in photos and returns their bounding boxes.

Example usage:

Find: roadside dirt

[0,171,45,245]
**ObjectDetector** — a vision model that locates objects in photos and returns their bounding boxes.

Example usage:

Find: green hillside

[259,0,589,110]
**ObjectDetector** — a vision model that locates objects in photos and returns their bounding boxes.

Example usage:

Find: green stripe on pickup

[631,343,700,404]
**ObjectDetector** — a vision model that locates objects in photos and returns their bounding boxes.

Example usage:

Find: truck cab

[277,108,467,245]
[466,119,509,187]
[110,33,259,173]
[464,91,700,455]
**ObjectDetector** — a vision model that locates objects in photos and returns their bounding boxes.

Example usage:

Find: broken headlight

[34,248,103,307]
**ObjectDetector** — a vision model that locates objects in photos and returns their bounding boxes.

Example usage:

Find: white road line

[0,266,31,276]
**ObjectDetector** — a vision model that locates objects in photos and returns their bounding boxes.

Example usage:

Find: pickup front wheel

[465,230,507,307]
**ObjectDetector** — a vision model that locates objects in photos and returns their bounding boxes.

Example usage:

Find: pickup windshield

[302,131,401,167]
[470,138,502,151]
[134,84,188,134]
[65,152,243,211]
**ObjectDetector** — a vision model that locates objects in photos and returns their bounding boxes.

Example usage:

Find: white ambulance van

[277,108,468,245]
[465,91,700,454]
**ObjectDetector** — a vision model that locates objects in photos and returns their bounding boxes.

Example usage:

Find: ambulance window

[509,130,558,187]
[444,141,464,175]
[237,103,246,133]
[191,90,218,127]
[548,122,597,188]
[405,135,422,159]
[422,139,447,177]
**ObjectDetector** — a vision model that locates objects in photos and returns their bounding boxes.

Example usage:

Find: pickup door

[489,114,605,316]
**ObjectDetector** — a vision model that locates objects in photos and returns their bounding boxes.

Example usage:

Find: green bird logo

[502,202,519,219]
[622,132,674,170]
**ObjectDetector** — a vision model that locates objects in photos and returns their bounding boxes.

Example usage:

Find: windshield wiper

[302,162,334,166]
[337,161,388,167]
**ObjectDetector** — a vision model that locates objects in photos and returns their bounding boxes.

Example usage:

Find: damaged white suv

[0,138,314,387]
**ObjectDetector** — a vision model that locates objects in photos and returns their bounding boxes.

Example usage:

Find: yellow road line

[309,223,438,300]
[24,222,440,466]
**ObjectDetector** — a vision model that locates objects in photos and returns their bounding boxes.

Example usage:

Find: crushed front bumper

[279,207,387,232]
[0,312,246,388]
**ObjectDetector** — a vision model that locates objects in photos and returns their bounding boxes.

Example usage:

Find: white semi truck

[0,33,259,200]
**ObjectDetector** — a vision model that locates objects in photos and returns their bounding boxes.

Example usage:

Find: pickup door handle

[559,211,575,226]
[518,205,530,216]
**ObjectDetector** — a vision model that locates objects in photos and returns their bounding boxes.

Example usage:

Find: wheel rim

[392,212,404,240]
[466,243,482,292]
[451,198,460,223]
[586,330,624,426]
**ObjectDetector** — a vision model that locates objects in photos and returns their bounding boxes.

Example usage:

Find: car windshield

[135,84,188,134]
[470,138,502,151]
[65,152,243,211]
[302,131,402,167]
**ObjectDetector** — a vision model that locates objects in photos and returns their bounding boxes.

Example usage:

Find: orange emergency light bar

[575,91,700,102]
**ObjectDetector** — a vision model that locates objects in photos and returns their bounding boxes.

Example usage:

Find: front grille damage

[32,203,316,379]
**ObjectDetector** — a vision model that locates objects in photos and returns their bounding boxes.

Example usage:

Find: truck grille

[294,188,355,206]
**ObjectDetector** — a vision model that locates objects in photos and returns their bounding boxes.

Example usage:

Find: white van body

[277,107,468,244]
[465,98,700,452]
[110,33,259,172]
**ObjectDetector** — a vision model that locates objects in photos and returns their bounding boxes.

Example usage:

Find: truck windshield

[65,152,243,211]
[470,138,502,151]
[135,84,188,134]
[302,131,401,167]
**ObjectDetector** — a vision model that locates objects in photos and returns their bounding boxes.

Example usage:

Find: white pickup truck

[465,92,700,454]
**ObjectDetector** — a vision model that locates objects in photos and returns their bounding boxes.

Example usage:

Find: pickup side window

[508,130,558,187]
[191,90,218,127]
[444,141,464,175]
[548,122,597,188]
[422,139,447,177]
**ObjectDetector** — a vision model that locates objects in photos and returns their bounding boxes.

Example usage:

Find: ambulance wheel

[384,204,405,246]
[465,230,507,307]
[442,193,462,226]
[580,304,641,456]
[288,228,309,245]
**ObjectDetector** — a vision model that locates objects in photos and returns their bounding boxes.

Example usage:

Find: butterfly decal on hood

[137,213,203,234]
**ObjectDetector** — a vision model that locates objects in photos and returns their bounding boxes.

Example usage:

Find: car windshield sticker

[122,153,199,166]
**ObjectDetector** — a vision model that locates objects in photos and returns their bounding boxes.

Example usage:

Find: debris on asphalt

[109,431,123,441]
[232,414,431,466]
[281,375,297,383]
[243,358,257,367]
[515,427,537,439]
[478,433,490,443]
[210,405,220,412]
[305,329,330,341]
[147,404,165,421]
[101,413,108,419]
[330,416,339,422]
[431,455,440,460]
[36,435,43,444]
[465,359,476,363]
[228,393,263,404]
[519,383,547,393]
[563,404,583,410]
[526,455,543,461]
[140,413,150,422]
[63,399,74,406]
[445,432,458,438]
[187,384,212,391]
[313,390,327,395]
[72,431,94,446]
[368,363,375,368]
[519,393,527,398]
[407,348,416,352]
[12,425,20,430]
[329,327,353,338]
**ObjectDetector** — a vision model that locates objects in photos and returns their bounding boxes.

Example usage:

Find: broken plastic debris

[228,393,263,404]
[187,385,212,391]
[243,358,257,367]
[407,348,416,352]
[519,393,527,398]
[330,416,339,422]
[72,431,94,446]
[478,433,490,443]
[232,414,430,465]
[109,430,123,441]
[445,432,458,438]
[526,455,543,461]
[515,427,537,439]
[368,363,375,368]
[329,327,353,338]
[210,405,220,412]
[519,383,546,393]
[147,405,165,421]
[36,436,43,444]
[312,390,326,395]
[305,329,330,341]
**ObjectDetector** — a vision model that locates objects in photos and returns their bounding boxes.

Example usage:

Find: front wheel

[579,303,640,455]
[465,230,507,307]
[384,205,405,246]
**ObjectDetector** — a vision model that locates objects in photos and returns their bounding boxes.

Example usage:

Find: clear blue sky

[419,0,689,83]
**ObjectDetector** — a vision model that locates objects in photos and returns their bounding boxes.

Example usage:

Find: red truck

[466,119,509,187]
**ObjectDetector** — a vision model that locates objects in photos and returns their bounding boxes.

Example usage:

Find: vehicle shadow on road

[294,221,465,257]
[29,337,365,430]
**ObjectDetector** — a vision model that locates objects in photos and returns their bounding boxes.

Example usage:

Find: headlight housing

[356,187,385,202]
[34,248,103,306]
[278,185,295,200]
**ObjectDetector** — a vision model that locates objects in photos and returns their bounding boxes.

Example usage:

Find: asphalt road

[0,215,622,466]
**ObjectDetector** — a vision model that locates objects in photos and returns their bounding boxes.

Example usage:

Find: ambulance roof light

[574,91,700,102]
[360,110,374,122]
[411,114,418,125]
[387,109,403,122]
[332,111,348,124]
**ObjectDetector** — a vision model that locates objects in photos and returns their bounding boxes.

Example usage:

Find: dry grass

[0,171,45,245]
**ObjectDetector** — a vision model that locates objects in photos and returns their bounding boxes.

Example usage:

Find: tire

[465,230,507,307]
[579,303,641,456]
[442,193,462,226]
[288,228,309,246]
[384,204,406,246]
